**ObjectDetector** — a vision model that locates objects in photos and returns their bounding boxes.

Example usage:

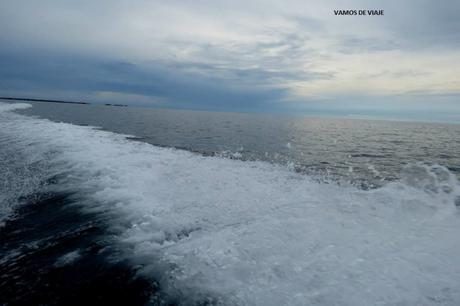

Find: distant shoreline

[0,97,128,107]
[0,97,89,105]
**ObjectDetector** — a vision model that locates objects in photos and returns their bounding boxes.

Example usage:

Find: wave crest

[0,102,32,112]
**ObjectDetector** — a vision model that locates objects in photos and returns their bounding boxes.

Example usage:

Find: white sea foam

[54,250,82,267]
[1,103,460,305]
[0,102,32,112]
[0,102,45,225]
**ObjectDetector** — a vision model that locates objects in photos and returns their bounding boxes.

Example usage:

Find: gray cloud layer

[1,0,459,116]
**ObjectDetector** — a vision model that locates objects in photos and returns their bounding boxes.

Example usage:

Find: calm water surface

[19,102,460,188]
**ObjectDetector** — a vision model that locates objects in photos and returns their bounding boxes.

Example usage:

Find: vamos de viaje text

[334,9,384,16]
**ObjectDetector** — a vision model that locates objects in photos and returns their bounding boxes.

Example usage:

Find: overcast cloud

[1,0,459,117]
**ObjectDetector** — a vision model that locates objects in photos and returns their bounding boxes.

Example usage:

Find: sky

[1,0,459,120]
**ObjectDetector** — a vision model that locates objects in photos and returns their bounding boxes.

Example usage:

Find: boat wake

[1,102,459,305]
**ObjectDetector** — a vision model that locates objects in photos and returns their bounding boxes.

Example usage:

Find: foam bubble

[1,102,460,305]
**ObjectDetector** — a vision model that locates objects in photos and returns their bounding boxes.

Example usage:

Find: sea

[1,100,459,305]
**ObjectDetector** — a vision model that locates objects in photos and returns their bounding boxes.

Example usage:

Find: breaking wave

[1,102,460,305]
